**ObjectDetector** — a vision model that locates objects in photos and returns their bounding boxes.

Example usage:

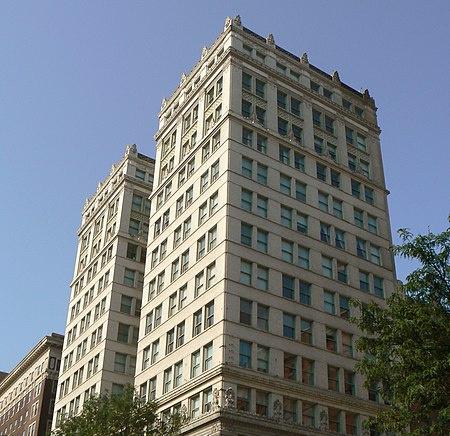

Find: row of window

[55,383,97,426]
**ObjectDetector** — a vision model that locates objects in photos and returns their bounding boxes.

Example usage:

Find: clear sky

[1,1,449,372]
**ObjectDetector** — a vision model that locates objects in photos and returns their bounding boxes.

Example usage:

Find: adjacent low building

[0,333,63,436]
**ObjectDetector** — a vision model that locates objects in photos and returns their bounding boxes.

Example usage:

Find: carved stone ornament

[180,404,188,422]
[160,98,167,111]
[212,388,220,410]
[319,409,329,431]
[266,33,275,46]
[201,46,208,59]
[301,52,309,64]
[96,182,102,193]
[233,15,242,26]
[272,399,282,421]
[332,70,341,83]
[180,73,187,85]
[125,143,137,156]
[224,387,235,409]
[224,16,232,29]
[109,164,116,175]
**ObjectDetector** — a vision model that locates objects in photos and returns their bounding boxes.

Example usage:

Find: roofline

[0,333,64,394]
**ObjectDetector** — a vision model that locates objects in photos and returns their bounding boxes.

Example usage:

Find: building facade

[52,145,155,429]
[135,16,396,435]
[0,333,63,436]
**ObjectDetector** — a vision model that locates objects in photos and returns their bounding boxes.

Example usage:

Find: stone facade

[135,16,395,435]
[52,146,155,430]
[0,333,63,436]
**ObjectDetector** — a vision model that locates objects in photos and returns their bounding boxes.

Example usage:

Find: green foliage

[52,385,181,436]
[353,225,450,435]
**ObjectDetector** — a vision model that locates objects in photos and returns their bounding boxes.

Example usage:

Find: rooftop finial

[233,15,242,26]
[161,98,167,111]
[332,70,341,83]
[180,73,187,86]
[201,46,208,59]
[224,16,232,30]
[301,52,309,64]
[125,144,137,156]
[266,33,275,46]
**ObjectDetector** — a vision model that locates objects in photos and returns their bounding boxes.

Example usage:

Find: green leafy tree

[52,385,182,435]
[353,226,450,435]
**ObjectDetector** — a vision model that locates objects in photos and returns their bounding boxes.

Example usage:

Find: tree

[353,225,450,435]
[52,385,182,436]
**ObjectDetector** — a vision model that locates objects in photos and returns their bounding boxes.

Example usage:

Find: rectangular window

[320,222,331,243]
[204,301,214,328]
[339,295,350,319]
[256,391,269,417]
[242,127,253,146]
[279,144,290,165]
[239,340,252,368]
[281,239,293,263]
[326,327,337,352]
[237,386,250,412]
[256,195,268,217]
[241,189,253,211]
[300,319,312,344]
[257,304,269,330]
[256,163,267,185]
[324,291,335,314]
[374,276,384,298]
[282,274,295,299]
[291,97,301,116]
[281,205,292,228]
[297,213,308,234]
[329,408,341,432]
[256,265,269,291]
[342,332,353,357]
[322,256,333,278]
[192,310,202,336]
[371,244,382,265]
[240,260,252,285]
[283,313,295,339]
[351,179,361,198]
[335,229,345,249]
[280,174,291,195]
[302,358,314,385]
[357,238,367,259]
[328,365,339,391]
[299,281,311,305]
[278,117,288,136]
[318,191,329,212]
[284,353,297,380]
[360,271,370,292]
[257,345,269,373]
[298,246,310,269]
[295,180,306,202]
[241,222,253,246]
[242,99,252,118]
[316,163,327,181]
[344,370,355,395]
[256,229,268,253]
[302,402,315,427]
[255,79,265,98]
[365,186,374,204]
[203,342,213,370]
[191,350,200,378]
[256,134,267,153]
[240,299,252,325]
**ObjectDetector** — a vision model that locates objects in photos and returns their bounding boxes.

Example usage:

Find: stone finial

[96,182,102,193]
[266,33,275,46]
[363,88,371,99]
[110,164,116,175]
[180,73,187,86]
[363,88,376,109]
[301,52,309,64]
[201,46,208,59]
[332,70,341,83]
[125,144,137,156]
[224,16,232,30]
[160,98,167,111]
[233,15,242,26]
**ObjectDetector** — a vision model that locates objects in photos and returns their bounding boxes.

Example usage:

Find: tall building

[135,16,396,435]
[0,333,63,436]
[52,145,154,429]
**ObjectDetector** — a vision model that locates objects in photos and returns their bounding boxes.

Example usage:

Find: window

[256,265,269,291]
[255,78,265,98]
[163,367,172,393]
[204,301,214,328]
[241,188,252,211]
[281,239,293,262]
[318,191,328,212]
[291,97,301,116]
[298,246,309,269]
[360,271,370,292]
[191,350,200,378]
[282,274,295,299]
[324,291,335,314]
[368,215,378,234]
[242,127,253,146]
[283,313,295,339]
[176,322,185,347]
[301,319,313,344]
[328,365,339,391]
[240,260,252,285]
[206,262,216,288]
[279,145,290,165]
[256,133,267,153]
[346,412,358,435]
[316,163,327,181]
[241,222,253,246]
[332,198,343,219]
[320,222,331,243]
[200,172,208,193]
[340,295,350,319]
[197,236,206,259]
[280,174,291,195]
[351,179,361,198]
[256,195,268,218]
[356,238,367,259]
[283,397,298,423]
[302,358,314,385]
[256,229,268,253]
[239,340,252,368]
[120,295,132,314]
[302,402,315,427]
[257,345,269,373]
[371,244,382,265]
[299,281,311,305]
[237,386,250,412]
[342,332,353,357]
[114,353,127,373]
[277,90,287,109]
[292,124,302,142]
[192,310,202,336]
[329,407,341,433]
[365,186,374,205]
[123,268,135,287]
[278,117,288,136]
[242,99,252,117]
[208,226,217,250]
[335,229,345,249]
[344,370,355,395]
[257,304,269,330]
[281,205,292,227]
[297,213,308,234]
[295,180,306,202]
[354,208,364,228]
[242,71,252,90]
[374,276,384,298]
[256,390,269,417]
[256,163,267,185]
[322,256,333,278]
[326,327,337,352]
[331,169,340,186]
[203,342,213,370]
[166,329,174,354]
[338,262,348,283]
[284,353,297,380]
[173,361,183,388]
[117,323,130,343]
[240,299,252,325]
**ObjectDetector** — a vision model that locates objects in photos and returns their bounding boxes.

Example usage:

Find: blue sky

[1,1,449,371]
